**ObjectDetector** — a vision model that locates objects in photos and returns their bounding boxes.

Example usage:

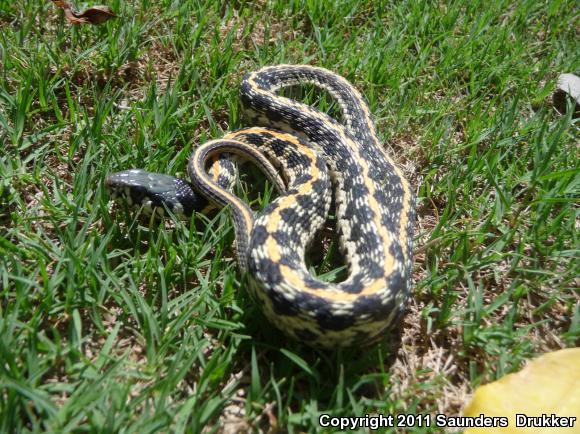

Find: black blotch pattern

[386,269,408,299]
[292,173,314,185]
[388,243,404,266]
[311,179,328,194]
[272,229,301,249]
[314,306,355,331]
[346,274,364,292]
[365,261,385,280]
[217,174,231,188]
[251,225,268,245]
[303,275,328,290]
[279,207,299,224]
[250,258,282,286]
[269,139,288,157]
[269,290,300,316]
[295,194,314,210]
[353,294,395,322]
[239,132,267,148]
[351,182,369,198]
[285,153,311,169]
[265,106,285,123]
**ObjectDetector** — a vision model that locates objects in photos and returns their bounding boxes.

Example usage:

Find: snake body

[106,65,415,348]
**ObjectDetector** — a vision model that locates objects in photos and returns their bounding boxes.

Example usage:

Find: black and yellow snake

[106,65,415,348]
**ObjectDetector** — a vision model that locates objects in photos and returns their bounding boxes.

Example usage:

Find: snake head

[105,169,208,218]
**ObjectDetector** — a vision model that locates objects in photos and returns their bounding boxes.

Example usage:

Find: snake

[105,65,415,348]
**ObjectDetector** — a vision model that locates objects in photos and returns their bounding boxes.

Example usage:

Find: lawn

[0,0,578,432]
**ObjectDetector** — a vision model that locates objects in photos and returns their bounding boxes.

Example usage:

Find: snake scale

[106,65,415,348]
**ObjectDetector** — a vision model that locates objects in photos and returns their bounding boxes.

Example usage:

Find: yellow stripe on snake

[106,65,415,348]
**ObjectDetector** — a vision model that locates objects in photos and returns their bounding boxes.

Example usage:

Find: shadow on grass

[239,299,405,403]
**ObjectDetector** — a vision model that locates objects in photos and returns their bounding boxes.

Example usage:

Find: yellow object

[464,348,580,433]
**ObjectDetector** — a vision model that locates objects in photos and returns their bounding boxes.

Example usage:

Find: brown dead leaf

[72,5,116,25]
[51,0,116,25]
[63,7,88,24]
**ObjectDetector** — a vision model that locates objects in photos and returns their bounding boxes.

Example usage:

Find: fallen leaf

[51,0,116,25]
[63,7,87,25]
[51,0,70,7]
[72,5,116,25]
[463,348,580,433]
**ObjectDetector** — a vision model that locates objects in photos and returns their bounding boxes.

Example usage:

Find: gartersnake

[106,65,415,348]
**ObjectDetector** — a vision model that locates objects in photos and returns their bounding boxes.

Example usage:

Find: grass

[0,0,578,432]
